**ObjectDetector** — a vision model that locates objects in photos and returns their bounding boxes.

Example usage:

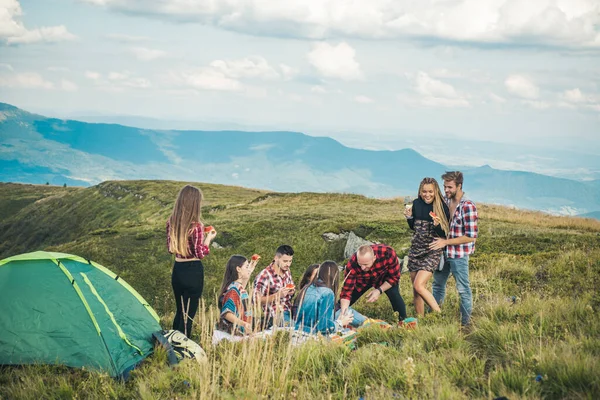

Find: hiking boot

[398,317,418,329]
[460,323,473,335]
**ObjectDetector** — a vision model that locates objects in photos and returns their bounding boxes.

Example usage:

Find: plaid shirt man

[445,197,478,258]
[340,244,401,301]
[253,261,295,318]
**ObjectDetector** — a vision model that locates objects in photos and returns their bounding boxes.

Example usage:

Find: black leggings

[172,260,204,337]
[349,284,407,321]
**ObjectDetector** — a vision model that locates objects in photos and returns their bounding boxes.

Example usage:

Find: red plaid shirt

[166,220,210,259]
[446,197,478,258]
[252,262,295,318]
[340,244,401,301]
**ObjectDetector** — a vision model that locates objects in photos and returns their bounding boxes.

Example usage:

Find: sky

[0,0,599,179]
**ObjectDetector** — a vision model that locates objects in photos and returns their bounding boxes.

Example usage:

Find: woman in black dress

[404,177,450,317]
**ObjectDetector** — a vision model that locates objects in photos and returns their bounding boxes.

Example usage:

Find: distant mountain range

[1,102,598,218]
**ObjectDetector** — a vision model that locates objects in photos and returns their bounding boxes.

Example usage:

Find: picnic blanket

[213,319,394,349]
[329,318,392,349]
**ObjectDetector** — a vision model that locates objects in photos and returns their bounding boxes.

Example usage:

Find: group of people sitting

[166,171,478,344]
[213,244,395,344]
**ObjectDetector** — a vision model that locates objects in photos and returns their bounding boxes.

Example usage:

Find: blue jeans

[281,310,292,327]
[432,256,472,325]
[263,310,293,330]
[334,307,367,327]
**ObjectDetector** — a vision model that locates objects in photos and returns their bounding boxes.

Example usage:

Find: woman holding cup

[404,178,450,317]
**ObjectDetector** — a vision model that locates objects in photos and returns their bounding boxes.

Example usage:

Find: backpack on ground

[153,329,207,364]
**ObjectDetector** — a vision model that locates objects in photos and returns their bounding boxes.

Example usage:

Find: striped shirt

[445,197,478,258]
[218,282,252,335]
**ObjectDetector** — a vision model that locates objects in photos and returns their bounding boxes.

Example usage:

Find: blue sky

[1,0,599,179]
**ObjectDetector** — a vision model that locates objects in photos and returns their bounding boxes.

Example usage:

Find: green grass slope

[0,181,599,399]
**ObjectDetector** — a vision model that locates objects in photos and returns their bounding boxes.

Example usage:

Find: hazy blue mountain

[464,165,599,215]
[67,113,600,182]
[1,102,598,217]
[33,119,170,164]
[578,211,600,219]
[585,180,600,188]
[0,160,90,187]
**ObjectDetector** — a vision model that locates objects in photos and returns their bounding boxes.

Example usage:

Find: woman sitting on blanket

[295,261,366,335]
[291,263,319,318]
[298,263,320,292]
[213,255,259,343]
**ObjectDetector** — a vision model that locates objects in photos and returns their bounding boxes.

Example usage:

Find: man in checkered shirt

[429,171,478,326]
[253,244,296,328]
[339,244,408,324]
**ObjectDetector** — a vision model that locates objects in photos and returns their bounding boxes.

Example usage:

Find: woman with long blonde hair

[404,177,450,317]
[167,185,216,337]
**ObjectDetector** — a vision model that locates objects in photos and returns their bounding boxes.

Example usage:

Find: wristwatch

[377,287,383,294]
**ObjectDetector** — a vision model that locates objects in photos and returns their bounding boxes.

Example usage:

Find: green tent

[0,251,161,377]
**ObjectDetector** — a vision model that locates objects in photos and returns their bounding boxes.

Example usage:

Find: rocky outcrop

[96,182,168,206]
[321,232,349,242]
[344,231,375,259]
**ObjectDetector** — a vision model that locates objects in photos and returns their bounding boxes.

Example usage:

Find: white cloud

[81,0,600,48]
[563,88,585,103]
[409,71,470,108]
[0,70,76,92]
[85,71,101,80]
[210,56,280,80]
[1,0,76,44]
[167,56,294,93]
[84,70,151,90]
[560,88,600,111]
[122,77,151,89]
[130,46,166,61]
[108,71,128,80]
[7,26,76,44]
[60,79,78,91]
[489,93,507,103]
[354,95,374,104]
[307,42,362,81]
[505,74,539,99]
[173,68,243,92]
[311,85,328,94]
[0,63,13,71]
[415,72,459,98]
[0,72,54,89]
[279,63,298,81]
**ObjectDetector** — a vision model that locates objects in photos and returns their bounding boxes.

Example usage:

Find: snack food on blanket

[429,211,437,219]
[399,317,418,329]
[203,225,216,234]
[329,329,358,349]
[285,283,295,290]
[251,254,261,261]
[360,318,392,330]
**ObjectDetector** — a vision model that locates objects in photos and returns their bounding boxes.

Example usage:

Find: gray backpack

[153,329,207,364]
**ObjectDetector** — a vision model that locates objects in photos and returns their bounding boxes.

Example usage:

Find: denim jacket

[294,284,339,334]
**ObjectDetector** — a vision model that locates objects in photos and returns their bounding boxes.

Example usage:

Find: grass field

[0,181,598,399]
